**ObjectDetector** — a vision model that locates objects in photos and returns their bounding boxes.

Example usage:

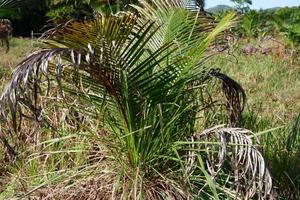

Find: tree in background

[4,0,140,36]
[0,19,13,52]
[46,0,139,22]
[46,0,95,23]
[272,7,300,61]
[11,0,48,36]
[0,0,21,52]
[230,0,252,13]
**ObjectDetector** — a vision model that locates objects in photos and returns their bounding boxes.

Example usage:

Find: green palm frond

[0,0,20,17]
[0,0,16,8]
[132,0,229,58]
[210,69,246,126]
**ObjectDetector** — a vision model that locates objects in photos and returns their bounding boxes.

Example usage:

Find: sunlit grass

[210,41,300,125]
[0,37,40,70]
[207,39,300,199]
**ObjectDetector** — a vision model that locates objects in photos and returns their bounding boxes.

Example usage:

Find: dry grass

[0,37,40,72]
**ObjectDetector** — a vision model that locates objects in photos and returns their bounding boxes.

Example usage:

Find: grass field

[211,41,300,198]
[217,45,300,126]
[0,38,40,68]
[0,37,299,199]
[0,38,40,81]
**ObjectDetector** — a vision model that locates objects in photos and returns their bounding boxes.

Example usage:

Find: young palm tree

[0,0,273,199]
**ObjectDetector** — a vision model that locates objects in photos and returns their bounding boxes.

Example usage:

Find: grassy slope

[0,38,40,68]
[0,37,41,92]
[212,47,300,126]
[211,42,300,198]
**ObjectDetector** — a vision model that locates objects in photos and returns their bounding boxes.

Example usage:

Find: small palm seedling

[0,0,274,199]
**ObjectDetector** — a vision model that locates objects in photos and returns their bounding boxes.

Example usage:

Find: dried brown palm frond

[190,125,274,199]
[210,69,246,126]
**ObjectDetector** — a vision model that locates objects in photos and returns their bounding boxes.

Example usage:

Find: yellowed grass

[0,37,41,70]
[213,41,300,124]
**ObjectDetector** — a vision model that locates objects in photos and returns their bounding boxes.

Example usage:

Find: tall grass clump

[0,0,274,199]
[263,109,300,199]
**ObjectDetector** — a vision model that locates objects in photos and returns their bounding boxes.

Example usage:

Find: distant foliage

[3,0,140,36]
[46,0,139,23]
[46,2,93,23]
[238,10,274,39]
[230,0,252,13]
[272,7,300,56]
[213,6,300,59]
